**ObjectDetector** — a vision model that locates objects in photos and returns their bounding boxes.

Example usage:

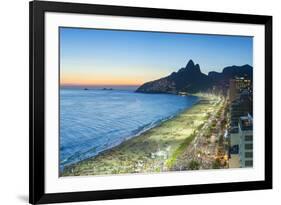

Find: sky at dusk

[60,27,253,86]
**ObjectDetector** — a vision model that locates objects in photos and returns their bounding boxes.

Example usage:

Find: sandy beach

[61,94,223,176]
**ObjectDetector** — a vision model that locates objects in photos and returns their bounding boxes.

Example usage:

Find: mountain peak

[136,59,211,94]
[194,64,201,71]
[186,59,195,68]
[184,60,201,74]
[136,59,252,94]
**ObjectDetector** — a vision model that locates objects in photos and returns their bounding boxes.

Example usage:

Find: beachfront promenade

[172,96,229,170]
[62,94,228,176]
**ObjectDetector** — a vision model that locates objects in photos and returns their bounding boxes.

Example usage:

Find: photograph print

[59,27,253,177]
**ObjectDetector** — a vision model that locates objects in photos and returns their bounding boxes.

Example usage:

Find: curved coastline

[61,95,218,176]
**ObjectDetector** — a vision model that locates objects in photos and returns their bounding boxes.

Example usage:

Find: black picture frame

[29,0,272,204]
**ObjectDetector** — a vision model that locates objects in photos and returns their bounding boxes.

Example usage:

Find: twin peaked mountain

[136,59,253,94]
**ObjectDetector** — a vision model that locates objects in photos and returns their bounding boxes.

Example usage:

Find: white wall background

[0,0,279,204]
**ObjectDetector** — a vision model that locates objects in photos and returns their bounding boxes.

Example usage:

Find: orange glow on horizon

[60,73,148,86]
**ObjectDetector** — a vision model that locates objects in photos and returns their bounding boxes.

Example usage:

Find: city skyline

[60,27,253,86]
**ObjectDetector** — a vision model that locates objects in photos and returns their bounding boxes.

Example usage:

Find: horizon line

[61,84,141,87]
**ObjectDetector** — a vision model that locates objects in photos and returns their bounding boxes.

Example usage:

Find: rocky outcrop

[136,60,253,94]
[136,60,213,94]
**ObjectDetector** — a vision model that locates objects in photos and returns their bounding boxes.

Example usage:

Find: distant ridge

[208,64,253,82]
[136,59,252,94]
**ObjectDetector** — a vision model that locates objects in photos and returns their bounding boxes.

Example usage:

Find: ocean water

[60,89,199,169]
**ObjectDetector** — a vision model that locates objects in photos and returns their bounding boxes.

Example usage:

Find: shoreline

[61,94,221,176]
[60,95,200,170]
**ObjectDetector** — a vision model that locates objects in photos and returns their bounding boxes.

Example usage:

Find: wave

[130,111,181,138]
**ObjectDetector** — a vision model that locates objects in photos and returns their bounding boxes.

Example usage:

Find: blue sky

[60,27,253,86]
